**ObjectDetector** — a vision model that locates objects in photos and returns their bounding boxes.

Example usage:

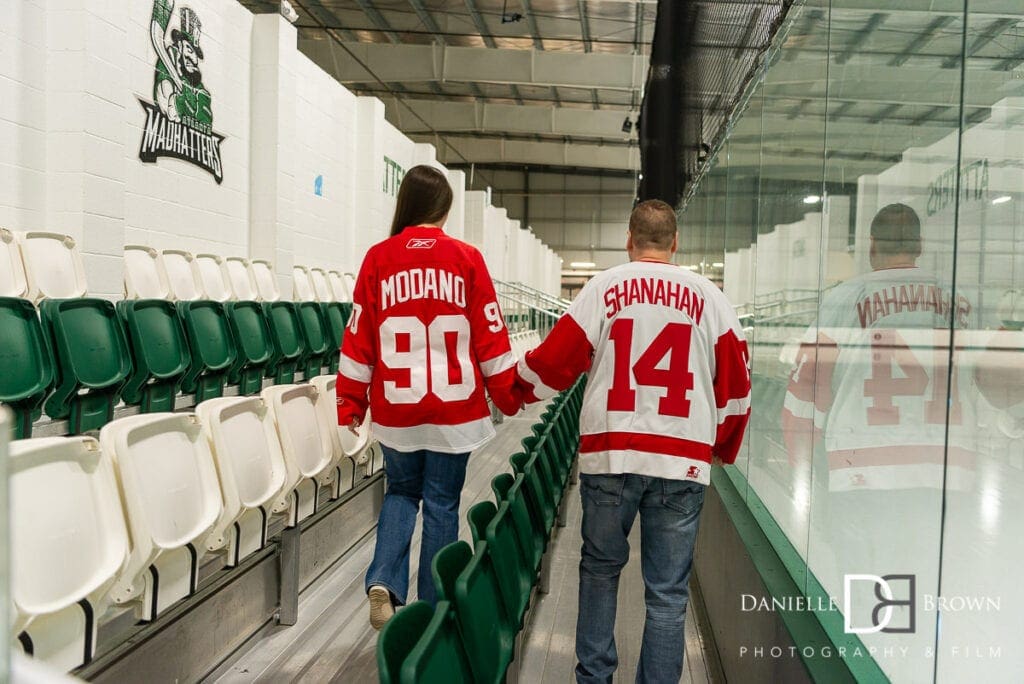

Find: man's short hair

[629,199,677,250]
[870,203,921,256]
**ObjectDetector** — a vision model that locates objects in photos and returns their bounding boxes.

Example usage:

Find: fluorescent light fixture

[570,261,596,269]
[686,264,700,271]
[803,195,821,204]
[993,195,1012,205]
[712,262,724,268]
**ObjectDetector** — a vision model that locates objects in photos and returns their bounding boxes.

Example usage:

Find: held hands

[347,417,362,436]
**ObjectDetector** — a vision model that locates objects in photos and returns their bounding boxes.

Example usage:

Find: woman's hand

[347,417,362,436]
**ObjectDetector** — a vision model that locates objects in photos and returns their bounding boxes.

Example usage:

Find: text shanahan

[603,276,706,324]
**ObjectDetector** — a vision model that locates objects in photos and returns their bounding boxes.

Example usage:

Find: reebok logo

[406,238,436,249]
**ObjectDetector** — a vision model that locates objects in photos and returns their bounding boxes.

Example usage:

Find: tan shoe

[368,586,395,630]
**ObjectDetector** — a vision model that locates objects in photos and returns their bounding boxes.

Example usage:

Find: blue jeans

[365,445,470,607]
[575,473,706,684]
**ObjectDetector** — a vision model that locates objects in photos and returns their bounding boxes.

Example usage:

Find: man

[515,200,751,683]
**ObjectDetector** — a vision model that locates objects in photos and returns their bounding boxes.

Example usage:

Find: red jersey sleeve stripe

[713,328,751,408]
[580,432,713,462]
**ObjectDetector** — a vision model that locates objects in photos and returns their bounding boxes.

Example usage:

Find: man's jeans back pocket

[581,473,625,506]
[661,479,705,516]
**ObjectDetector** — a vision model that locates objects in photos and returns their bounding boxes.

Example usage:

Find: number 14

[607,319,695,418]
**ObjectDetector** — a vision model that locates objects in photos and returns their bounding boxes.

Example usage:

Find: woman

[336,165,522,629]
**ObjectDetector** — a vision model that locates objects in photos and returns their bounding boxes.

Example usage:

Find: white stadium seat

[195,253,232,302]
[0,227,28,297]
[123,245,171,300]
[292,265,316,302]
[99,413,222,622]
[310,375,370,493]
[250,259,281,302]
[310,267,334,302]
[343,273,356,302]
[10,436,129,672]
[18,231,88,301]
[261,384,336,526]
[224,256,258,301]
[194,397,289,566]
[327,269,350,303]
[161,249,203,301]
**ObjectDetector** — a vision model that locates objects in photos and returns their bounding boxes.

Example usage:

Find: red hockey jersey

[336,226,521,454]
[516,260,751,485]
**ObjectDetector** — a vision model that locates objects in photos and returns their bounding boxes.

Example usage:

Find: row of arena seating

[10,377,382,673]
[0,229,358,438]
[378,377,585,684]
[0,228,356,304]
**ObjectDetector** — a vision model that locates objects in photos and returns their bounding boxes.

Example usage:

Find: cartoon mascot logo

[138,0,225,183]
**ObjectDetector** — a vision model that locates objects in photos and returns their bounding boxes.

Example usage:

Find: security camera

[280,0,299,24]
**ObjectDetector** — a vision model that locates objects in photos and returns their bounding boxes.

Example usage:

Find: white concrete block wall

[291,51,357,273]
[446,169,466,240]
[1,0,560,304]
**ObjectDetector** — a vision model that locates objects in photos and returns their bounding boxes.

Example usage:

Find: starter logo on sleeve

[406,238,437,249]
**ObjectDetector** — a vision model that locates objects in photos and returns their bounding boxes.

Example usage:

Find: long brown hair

[389,165,453,237]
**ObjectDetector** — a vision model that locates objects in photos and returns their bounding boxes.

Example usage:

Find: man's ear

[670,234,678,254]
[626,231,634,252]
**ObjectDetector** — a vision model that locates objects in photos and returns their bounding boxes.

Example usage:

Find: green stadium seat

[485,502,533,627]
[40,298,132,434]
[521,434,563,509]
[511,451,556,535]
[453,541,516,684]
[117,299,190,412]
[490,472,515,503]
[321,302,347,374]
[225,301,274,395]
[432,540,473,604]
[296,301,330,379]
[0,297,54,438]
[177,300,237,403]
[400,600,474,684]
[505,475,544,576]
[263,302,305,384]
[467,500,496,547]
[378,600,434,684]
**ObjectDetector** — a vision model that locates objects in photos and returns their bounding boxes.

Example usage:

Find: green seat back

[511,451,555,536]
[117,299,190,413]
[297,301,329,379]
[263,301,305,384]
[508,475,544,574]
[490,472,515,503]
[485,502,532,626]
[453,541,515,684]
[400,601,473,684]
[40,298,132,434]
[225,301,273,395]
[432,540,473,604]
[0,297,54,438]
[467,500,496,547]
[377,600,434,684]
[321,302,347,374]
[339,301,353,326]
[521,434,562,507]
[177,301,236,402]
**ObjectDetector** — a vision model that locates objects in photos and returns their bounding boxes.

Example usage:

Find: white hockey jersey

[515,259,751,485]
[782,266,977,492]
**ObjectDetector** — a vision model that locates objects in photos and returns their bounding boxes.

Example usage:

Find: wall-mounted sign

[384,156,405,197]
[926,158,988,217]
[138,0,225,183]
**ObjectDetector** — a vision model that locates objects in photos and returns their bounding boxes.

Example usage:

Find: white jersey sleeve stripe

[717,396,752,422]
[339,352,373,384]
[479,351,516,378]
[517,357,558,401]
